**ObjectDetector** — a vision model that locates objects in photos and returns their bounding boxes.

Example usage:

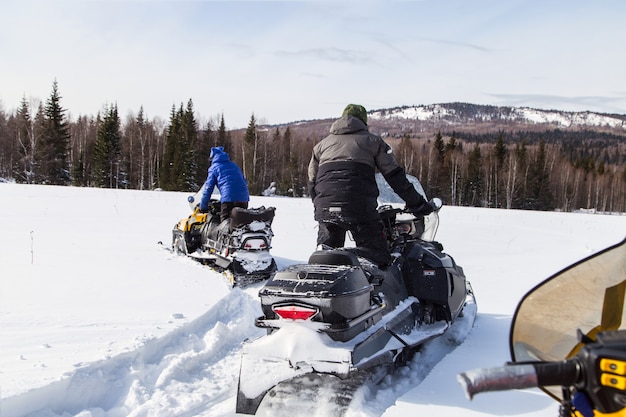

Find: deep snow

[1,182,624,417]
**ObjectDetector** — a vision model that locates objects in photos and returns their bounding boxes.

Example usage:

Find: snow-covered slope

[369,103,626,129]
[1,183,624,417]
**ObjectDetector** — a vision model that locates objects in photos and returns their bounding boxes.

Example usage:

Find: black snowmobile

[458,236,626,417]
[171,192,277,287]
[236,174,476,414]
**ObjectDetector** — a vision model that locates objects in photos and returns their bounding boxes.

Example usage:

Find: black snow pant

[316,219,392,267]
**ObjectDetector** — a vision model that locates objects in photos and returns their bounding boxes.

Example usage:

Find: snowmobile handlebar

[457,360,580,400]
[459,330,626,415]
[379,198,443,217]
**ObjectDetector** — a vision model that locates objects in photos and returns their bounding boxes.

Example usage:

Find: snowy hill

[279,102,626,142]
[369,102,626,130]
[1,183,624,417]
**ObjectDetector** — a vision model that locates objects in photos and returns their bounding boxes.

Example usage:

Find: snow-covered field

[1,182,624,417]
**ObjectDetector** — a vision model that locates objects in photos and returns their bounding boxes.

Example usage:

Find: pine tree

[92,104,122,188]
[216,114,231,156]
[242,114,258,193]
[134,108,148,189]
[160,105,182,190]
[15,97,36,183]
[430,131,446,196]
[434,131,445,162]
[160,101,198,191]
[38,80,71,185]
[32,103,47,182]
[182,99,199,191]
[494,132,507,166]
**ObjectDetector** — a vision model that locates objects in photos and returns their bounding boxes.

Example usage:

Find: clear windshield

[376,173,438,241]
[376,173,427,204]
[510,237,626,400]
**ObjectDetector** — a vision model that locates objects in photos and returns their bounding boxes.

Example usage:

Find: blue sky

[2,0,625,129]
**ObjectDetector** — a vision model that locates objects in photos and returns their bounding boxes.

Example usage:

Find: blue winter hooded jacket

[199,147,250,210]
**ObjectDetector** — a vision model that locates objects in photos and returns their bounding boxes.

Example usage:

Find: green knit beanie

[342,104,368,125]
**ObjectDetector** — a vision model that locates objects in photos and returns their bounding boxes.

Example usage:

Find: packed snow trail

[6,284,265,417]
[10,279,476,417]
[120,287,263,417]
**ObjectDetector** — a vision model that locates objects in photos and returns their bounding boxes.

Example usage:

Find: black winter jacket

[308,115,428,222]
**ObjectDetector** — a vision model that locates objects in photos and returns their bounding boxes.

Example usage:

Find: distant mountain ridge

[280,102,626,139]
[364,102,626,136]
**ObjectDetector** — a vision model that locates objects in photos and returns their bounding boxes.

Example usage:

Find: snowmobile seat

[308,249,361,267]
[229,206,275,231]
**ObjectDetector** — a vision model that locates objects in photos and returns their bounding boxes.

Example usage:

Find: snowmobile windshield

[376,173,427,205]
[376,173,438,242]
[509,237,626,401]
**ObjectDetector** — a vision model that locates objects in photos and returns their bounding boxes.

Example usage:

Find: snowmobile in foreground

[458,236,626,417]
[236,174,477,414]
[171,193,277,287]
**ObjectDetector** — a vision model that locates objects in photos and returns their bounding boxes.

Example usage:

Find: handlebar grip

[534,360,580,387]
[457,364,538,400]
[458,361,580,400]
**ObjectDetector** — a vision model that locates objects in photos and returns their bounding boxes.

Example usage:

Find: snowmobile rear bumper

[236,298,448,415]
[236,282,477,415]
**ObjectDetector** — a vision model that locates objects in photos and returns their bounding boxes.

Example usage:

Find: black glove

[408,199,437,216]
[197,207,209,213]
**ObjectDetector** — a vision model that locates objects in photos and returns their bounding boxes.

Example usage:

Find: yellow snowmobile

[172,196,277,287]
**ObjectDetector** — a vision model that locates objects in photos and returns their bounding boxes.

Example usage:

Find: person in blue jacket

[199,146,250,222]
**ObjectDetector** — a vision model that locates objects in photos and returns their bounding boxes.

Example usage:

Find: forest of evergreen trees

[1,81,624,213]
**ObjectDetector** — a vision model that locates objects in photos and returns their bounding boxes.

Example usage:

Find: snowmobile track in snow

[253,370,380,417]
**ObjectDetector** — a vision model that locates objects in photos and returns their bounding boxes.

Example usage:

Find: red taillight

[396,223,411,234]
[244,239,267,249]
[273,305,318,320]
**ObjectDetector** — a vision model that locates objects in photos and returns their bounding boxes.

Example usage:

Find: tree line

[0,81,624,213]
[392,130,625,213]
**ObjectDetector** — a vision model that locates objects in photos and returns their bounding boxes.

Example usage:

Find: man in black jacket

[308,104,434,266]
